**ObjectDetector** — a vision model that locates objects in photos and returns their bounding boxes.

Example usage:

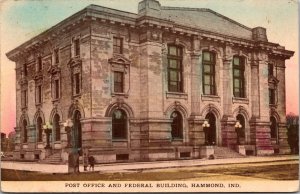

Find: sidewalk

[1,155,298,174]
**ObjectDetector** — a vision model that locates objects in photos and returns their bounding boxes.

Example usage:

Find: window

[54,79,60,99]
[74,39,80,56]
[53,114,60,141]
[54,49,59,64]
[269,88,275,104]
[114,71,124,93]
[171,111,183,139]
[268,63,274,77]
[270,116,277,140]
[37,56,42,71]
[36,117,43,142]
[36,85,42,104]
[113,37,123,54]
[23,63,28,77]
[168,45,183,92]
[21,89,27,108]
[23,120,27,143]
[233,56,245,98]
[202,51,216,95]
[112,109,127,139]
[74,73,80,95]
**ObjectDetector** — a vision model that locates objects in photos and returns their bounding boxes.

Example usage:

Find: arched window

[202,51,216,95]
[204,113,216,145]
[23,120,28,143]
[270,116,278,140]
[36,117,43,142]
[171,111,183,139]
[233,56,245,98]
[236,114,246,144]
[167,45,183,92]
[53,114,60,141]
[112,109,127,139]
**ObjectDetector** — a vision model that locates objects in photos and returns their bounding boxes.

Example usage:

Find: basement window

[116,154,129,161]
[180,152,191,158]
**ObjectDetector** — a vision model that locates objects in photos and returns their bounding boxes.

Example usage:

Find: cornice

[6,4,294,62]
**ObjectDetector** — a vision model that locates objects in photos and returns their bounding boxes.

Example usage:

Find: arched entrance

[23,120,28,143]
[205,113,216,145]
[112,109,127,139]
[236,114,246,145]
[53,114,60,141]
[170,111,183,139]
[270,116,278,144]
[73,110,82,150]
[36,117,43,142]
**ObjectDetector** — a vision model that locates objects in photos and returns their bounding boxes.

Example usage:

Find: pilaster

[221,117,237,148]
[278,123,291,154]
[190,36,202,116]
[249,119,274,155]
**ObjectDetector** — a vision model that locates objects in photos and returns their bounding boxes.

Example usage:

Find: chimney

[252,27,268,42]
[138,0,161,17]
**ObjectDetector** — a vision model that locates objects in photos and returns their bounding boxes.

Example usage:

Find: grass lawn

[1,162,298,181]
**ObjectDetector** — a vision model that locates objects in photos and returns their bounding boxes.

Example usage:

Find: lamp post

[235,121,242,145]
[43,122,53,149]
[202,120,210,145]
[63,119,73,148]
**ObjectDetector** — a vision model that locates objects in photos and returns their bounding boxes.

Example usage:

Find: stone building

[6,0,294,163]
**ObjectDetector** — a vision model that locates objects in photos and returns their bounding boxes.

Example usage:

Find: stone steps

[41,151,62,164]
[214,146,245,159]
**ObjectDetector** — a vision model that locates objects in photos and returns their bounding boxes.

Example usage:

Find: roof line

[161,6,252,31]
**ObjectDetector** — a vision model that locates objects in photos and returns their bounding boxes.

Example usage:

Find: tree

[286,113,299,154]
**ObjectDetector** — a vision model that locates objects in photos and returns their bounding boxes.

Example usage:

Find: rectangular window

[37,56,42,71]
[54,79,60,99]
[114,71,124,93]
[21,90,27,107]
[113,37,123,54]
[23,64,28,77]
[202,51,216,95]
[74,39,80,56]
[268,63,274,77]
[74,73,80,95]
[36,85,42,104]
[233,56,245,98]
[269,89,275,104]
[168,45,183,92]
[54,49,59,64]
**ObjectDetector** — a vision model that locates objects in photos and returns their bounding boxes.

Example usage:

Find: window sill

[112,139,128,142]
[112,92,129,98]
[201,95,220,102]
[232,97,249,104]
[172,138,183,142]
[52,98,61,103]
[269,104,277,108]
[73,94,81,98]
[166,92,188,99]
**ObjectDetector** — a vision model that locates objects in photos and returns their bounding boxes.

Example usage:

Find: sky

[0,0,298,135]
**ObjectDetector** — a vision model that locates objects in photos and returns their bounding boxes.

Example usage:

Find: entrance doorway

[73,110,82,150]
[270,116,278,144]
[236,114,246,145]
[205,113,216,145]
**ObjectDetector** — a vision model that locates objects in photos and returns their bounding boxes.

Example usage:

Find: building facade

[7,0,294,163]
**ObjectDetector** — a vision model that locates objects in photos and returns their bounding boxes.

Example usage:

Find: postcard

[1,0,299,192]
